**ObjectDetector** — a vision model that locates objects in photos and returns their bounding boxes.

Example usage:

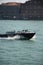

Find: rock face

[0,0,43,20]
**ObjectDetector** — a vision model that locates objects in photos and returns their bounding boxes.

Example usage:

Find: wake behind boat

[0,30,35,40]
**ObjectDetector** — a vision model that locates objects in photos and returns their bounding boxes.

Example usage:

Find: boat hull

[0,33,35,40]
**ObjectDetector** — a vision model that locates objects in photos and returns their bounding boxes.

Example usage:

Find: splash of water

[30,35,36,40]
[0,35,21,40]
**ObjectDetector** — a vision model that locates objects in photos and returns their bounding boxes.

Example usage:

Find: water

[0,20,43,65]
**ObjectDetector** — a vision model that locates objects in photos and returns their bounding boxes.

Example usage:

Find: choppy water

[0,20,43,65]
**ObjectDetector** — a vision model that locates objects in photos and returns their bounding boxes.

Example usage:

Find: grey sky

[0,0,28,4]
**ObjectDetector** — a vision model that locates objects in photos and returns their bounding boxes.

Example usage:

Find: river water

[0,20,43,65]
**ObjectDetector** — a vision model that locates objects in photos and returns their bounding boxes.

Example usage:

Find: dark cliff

[0,0,43,20]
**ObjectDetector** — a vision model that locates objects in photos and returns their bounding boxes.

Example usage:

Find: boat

[0,30,35,40]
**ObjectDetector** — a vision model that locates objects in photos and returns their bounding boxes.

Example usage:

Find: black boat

[0,30,35,40]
